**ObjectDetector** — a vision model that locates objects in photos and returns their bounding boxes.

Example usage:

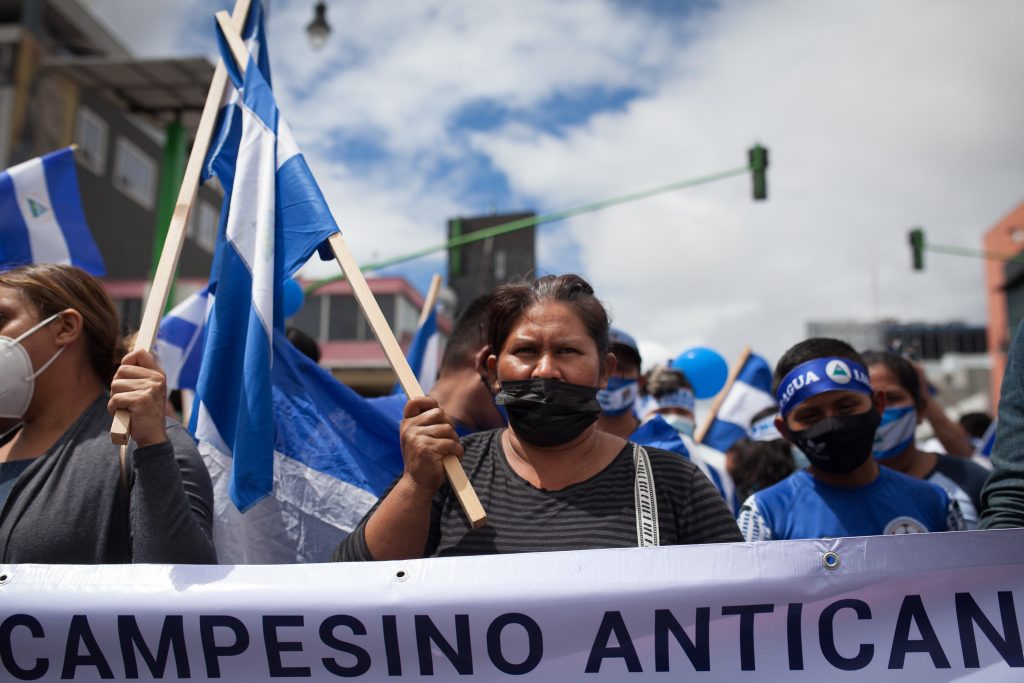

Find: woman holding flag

[335,274,741,561]
[0,264,215,563]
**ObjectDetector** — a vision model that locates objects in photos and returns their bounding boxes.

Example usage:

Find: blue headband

[642,388,696,415]
[748,414,783,442]
[775,357,872,417]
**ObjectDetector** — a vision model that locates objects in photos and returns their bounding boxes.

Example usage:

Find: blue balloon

[671,347,729,399]
[283,278,304,318]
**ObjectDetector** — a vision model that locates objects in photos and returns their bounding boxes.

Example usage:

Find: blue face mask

[597,376,639,416]
[873,405,917,460]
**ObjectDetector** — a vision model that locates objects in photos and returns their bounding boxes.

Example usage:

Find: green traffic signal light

[908,228,925,271]
[749,145,768,201]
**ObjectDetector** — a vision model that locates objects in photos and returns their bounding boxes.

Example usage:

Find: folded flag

[700,352,777,453]
[154,287,210,391]
[0,147,105,275]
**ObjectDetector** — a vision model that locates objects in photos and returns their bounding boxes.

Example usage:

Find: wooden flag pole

[694,345,751,445]
[110,0,253,445]
[417,274,443,327]
[215,14,487,529]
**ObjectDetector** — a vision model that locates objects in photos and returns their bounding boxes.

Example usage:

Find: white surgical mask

[660,413,696,438]
[0,313,64,419]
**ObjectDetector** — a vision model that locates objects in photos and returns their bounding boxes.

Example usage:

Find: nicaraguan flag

[154,287,210,391]
[394,305,440,395]
[191,8,403,562]
[701,352,777,453]
[0,147,105,275]
[975,418,997,458]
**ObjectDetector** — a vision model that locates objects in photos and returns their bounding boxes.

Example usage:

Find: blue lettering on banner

[889,595,951,669]
[62,615,114,679]
[787,603,804,670]
[955,592,1024,668]
[415,614,473,676]
[199,615,250,678]
[818,599,873,671]
[381,615,402,676]
[319,615,370,678]
[485,613,543,675]
[721,603,774,671]
[0,614,47,681]
[654,608,710,672]
[264,615,311,678]
[117,615,190,678]
[585,611,642,673]
[1,593,1023,678]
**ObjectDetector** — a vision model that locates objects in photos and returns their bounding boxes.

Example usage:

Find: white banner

[2,529,1023,681]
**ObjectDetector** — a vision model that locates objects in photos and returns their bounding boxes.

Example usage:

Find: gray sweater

[0,394,216,564]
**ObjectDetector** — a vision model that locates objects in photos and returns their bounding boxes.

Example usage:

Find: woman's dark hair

[644,364,694,399]
[729,439,796,501]
[862,350,924,410]
[772,337,866,394]
[0,264,127,384]
[487,274,610,357]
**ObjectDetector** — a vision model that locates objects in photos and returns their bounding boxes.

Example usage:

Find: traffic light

[749,145,768,200]
[908,228,925,271]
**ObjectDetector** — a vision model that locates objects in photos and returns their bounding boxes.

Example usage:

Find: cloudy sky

[85,0,1024,367]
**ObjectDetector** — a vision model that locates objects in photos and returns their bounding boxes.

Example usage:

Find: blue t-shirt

[738,468,964,541]
[630,415,690,460]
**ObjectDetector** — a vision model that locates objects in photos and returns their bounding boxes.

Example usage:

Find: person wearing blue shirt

[595,328,691,462]
[738,338,965,541]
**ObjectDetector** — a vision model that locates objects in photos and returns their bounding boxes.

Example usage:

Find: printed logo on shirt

[883,516,927,534]
[826,360,852,385]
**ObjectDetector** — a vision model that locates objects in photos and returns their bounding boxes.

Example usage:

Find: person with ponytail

[0,264,215,563]
[335,274,740,561]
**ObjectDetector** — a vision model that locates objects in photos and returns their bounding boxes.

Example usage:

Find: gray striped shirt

[334,429,742,561]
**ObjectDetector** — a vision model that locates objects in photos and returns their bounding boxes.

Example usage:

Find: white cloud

[471,0,1024,362]
[86,0,1024,367]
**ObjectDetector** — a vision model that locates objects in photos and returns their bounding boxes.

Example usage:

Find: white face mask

[660,413,696,438]
[0,313,65,419]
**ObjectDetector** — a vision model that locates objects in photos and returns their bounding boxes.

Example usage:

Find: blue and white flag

[154,287,210,391]
[0,147,105,275]
[192,7,403,562]
[700,352,777,453]
[394,305,440,395]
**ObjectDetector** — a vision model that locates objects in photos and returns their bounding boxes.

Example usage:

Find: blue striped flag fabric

[154,286,210,391]
[701,352,778,453]
[0,147,105,275]
[191,7,404,562]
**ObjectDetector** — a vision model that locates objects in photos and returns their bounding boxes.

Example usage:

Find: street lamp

[307,1,330,49]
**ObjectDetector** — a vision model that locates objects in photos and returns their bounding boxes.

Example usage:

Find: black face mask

[495,378,602,448]
[788,409,882,474]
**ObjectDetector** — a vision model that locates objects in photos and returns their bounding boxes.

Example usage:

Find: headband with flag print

[776,357,872,417]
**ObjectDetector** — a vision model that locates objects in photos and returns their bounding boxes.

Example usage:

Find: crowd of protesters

[1,264,1021,565]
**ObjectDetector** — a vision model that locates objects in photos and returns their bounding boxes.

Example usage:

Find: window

[328,295,360,340]
[75,107,107,175]
[113,138,156,209]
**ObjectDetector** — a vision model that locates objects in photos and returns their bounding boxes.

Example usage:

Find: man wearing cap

[595,328,691,459]
[737,338,965,541]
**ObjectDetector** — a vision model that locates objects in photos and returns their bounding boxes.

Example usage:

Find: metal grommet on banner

[822,551,841,570]
[394,569,408,582]
[0,572,10,585]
